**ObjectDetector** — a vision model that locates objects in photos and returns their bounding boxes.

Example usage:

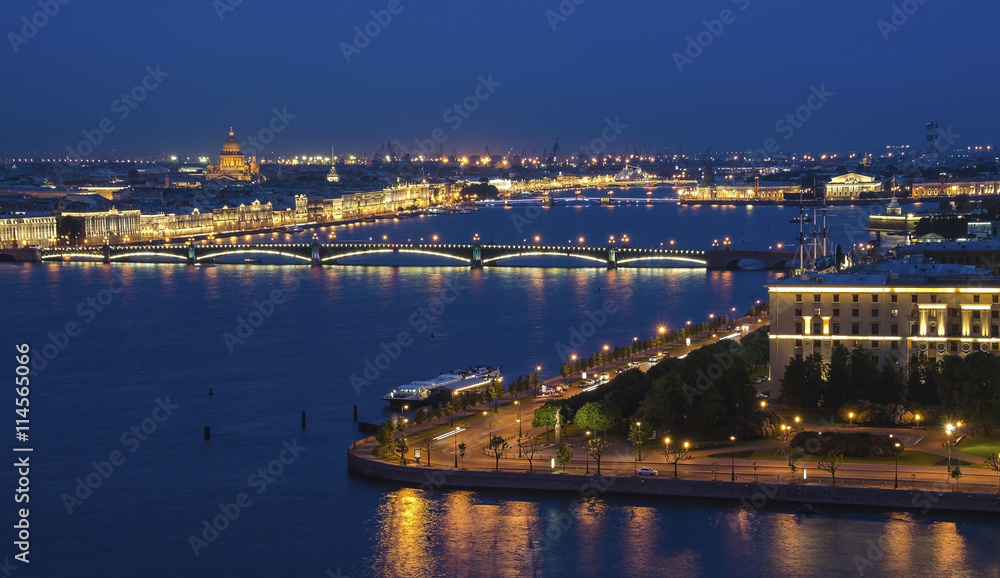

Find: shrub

[791,431,902,459]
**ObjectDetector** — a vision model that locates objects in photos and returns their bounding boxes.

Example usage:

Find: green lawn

[953,437,1000,460]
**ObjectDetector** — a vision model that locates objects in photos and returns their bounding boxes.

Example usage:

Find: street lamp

[894,442,901,489]
[401,404,409,424]
[730,436,736,481]
[454,427,460,468]
[915,413,922,430]
[946,423,954,473]
[636,421,642,461]
[633,336,638,362]
[585,430,592,474]
[515,400,522,457]
[602,344,609,373]
[848,412,854,428]
[536,365,541,394]
[760,400,767,410]
[484,410,492,438]
[570,353,577,385]
[658,326,666,353]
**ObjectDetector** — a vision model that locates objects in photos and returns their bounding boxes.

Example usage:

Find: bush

[791,431,902,459]
[838,401,937,426]
[722,409,780,441]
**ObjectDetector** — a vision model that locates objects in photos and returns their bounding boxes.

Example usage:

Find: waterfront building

[0,215,58,248]
[205,129,262,182]
[212,200,274,233]
[911,179,1000,199]
[59,207,141,244]
[678,181,800,202]
[866,197,919,234]
[824,173,883,199]
[767,261,999,399]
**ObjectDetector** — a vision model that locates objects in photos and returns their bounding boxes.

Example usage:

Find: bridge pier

[102,243,111,264]
[607,248,617,270]
[471,243,483,269]
[187,245,196,265]
[310,239,322,267]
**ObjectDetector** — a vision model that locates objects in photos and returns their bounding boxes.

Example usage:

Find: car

[649,357,658,363]
[636,467,658,476]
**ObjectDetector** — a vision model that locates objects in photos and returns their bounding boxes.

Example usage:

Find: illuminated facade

[678,182,799,201]
[824,173,882,199]
[0,216,58,248]
[206,129,261,182]
[60,207,141,244]
[767,262,999,399]
[911,179,1000,199]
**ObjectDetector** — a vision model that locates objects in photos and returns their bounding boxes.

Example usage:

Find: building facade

[60,207,141,244]
[767,263,999,399]
[824,173,882,199]
[911,179,1000,199]
[0,216,58,248]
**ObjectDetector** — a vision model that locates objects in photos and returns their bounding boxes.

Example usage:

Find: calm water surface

[3,198,997,577]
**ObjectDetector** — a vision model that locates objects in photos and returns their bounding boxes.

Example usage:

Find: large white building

[825,173,882,199]
[767,261,998,399]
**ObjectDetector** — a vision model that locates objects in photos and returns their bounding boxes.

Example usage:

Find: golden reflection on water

[372,490,542,578]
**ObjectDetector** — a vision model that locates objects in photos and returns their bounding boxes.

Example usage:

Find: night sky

[3,0,998,158]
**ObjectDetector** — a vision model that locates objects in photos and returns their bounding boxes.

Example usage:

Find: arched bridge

[34,242,793,270]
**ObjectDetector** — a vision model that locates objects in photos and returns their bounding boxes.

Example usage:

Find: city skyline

[3,1,1000,158]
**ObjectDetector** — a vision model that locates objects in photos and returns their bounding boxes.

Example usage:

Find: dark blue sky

[3,0,998,158]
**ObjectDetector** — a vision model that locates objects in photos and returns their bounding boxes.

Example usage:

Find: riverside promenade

[348,315,1000,514]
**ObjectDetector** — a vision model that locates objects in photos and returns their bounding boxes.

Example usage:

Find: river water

[3,191,997,577]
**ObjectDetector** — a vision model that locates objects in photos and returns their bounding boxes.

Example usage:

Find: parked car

[648,357,658,363]
[636,467,658,476]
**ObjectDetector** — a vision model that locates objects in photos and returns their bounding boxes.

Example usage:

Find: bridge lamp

[432,235,438,242]
[534,235,540,244]
[579,237,584,244]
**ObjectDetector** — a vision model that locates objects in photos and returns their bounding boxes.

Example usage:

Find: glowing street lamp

[848,412,854,428]
[894,442,901,489]
[585,430,592,474]
[570,353,578,385]
[915,413,922,430]
[602,344,609,372]
[946,423,955,473]
[730,435,736,481]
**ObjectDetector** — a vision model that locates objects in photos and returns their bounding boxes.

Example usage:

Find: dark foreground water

[3,198,998,577]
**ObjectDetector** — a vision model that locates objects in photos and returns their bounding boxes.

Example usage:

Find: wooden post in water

[301,411,306,428]
[353,405,358,421]
[204,426,210,440]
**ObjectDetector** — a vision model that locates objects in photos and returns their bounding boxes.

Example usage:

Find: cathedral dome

[221,129,242,154]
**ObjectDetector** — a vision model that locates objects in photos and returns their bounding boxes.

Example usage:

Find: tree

[396,436,409,465]
[780,353,824,408]
[825,344,851,406]
[418,435,434,467]
[532,405,560,440]
[481,435,511,471]
[458,442,467,469]
[907,354,941,405]
[575,402,615,436]
[374,421,396,459]
[628,421,651,461]
[663,440,691,479]
[555,443,574,471]
[585,436,611,475]
[752,461,760,483]
[950,464,963,485]
[816,450,844,486]
[983,454,1000,493]
[848,346,880,400]
[518,433,540,472]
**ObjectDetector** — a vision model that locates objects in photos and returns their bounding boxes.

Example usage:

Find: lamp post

[636,421,643,461]
[848,412,854,428]
[401,404,409,424]
[894,442,900,489]
[585,430,591,474]
[570,353,577,385]
[535,365,541,395]
[515,400,522,457]
[454,427,460,468]
[730,435,736,481]
[602,344,609,373]
[658,326,666,353]
[632,336,638,362]
[915,413,922,430]
[483,410,492,439]
[946,423,954,474]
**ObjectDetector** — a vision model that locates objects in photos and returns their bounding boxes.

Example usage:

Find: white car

[636,467,658,476]
[649,357,658,363]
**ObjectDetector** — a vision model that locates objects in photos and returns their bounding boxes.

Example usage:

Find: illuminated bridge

[33,242,794,270]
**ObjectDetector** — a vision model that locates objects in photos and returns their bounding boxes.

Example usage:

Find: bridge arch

[617,255,708,266]
[197,249,312,263]
[324,248,470,264]
[482,251,608,266]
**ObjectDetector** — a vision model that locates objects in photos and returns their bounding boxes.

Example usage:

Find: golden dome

[221,128,242,154]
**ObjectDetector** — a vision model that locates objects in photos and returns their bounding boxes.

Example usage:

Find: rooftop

[769,259,996,288]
